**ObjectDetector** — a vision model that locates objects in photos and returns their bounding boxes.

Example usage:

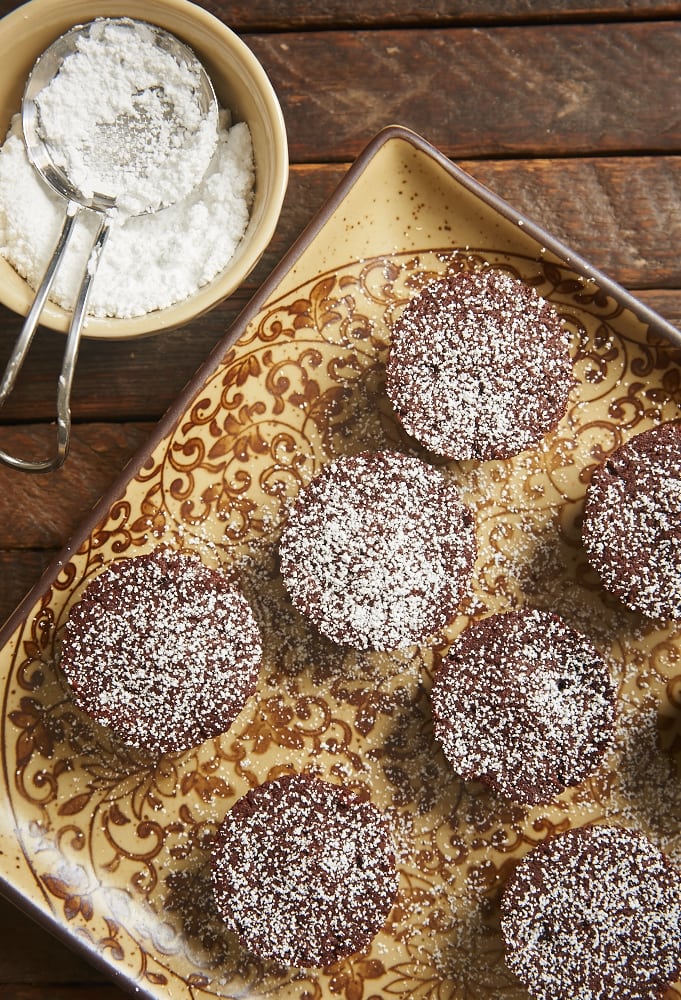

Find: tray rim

[0,121,680,998]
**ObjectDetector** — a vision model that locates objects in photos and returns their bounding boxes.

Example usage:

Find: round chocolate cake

[582,421,681,621]
[430,608,615,804]
[501,824,681,1000]
[278,450,476,650]
[59,548,262,754]
[210,772,398,967]
[385,269,573,461]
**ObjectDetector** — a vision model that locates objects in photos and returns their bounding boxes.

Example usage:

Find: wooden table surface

[0,0,680,996]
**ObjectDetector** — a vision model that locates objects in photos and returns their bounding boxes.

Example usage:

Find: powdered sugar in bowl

[0,14,224,470]
[0,0,288,339]
[23,17,220,219]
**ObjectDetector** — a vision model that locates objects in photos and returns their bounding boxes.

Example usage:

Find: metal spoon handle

[54,215,111,468]
[0,207,111,473]
[0,201,79,408]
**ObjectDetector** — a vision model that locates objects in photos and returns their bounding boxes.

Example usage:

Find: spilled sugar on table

[0,1,680,998]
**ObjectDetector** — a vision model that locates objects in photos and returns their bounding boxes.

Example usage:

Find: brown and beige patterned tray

[1,125,680,1000]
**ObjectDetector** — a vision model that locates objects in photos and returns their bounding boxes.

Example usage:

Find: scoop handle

[0,204,110,473]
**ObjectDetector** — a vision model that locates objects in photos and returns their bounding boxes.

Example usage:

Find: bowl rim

[0,0,289,339]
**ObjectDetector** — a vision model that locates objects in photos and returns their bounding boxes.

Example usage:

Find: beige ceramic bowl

[0,0,288,338]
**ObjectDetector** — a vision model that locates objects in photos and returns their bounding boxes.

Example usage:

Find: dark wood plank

[247,23,681,161]
[637,288,681,330]
[0,305,241,426]
[205,0,681,27]
[2,0,681,29]
[0,422,153,549]
[0,897,112,988]
[0,422,154,625]
[463,157,681,289]
[0,12,677,161]
[270,156,681,295]
[0,991,125,999]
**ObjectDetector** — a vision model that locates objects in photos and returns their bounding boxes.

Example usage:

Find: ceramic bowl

[0,0,288,338]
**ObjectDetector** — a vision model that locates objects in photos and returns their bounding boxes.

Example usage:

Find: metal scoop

[0,17,218,472]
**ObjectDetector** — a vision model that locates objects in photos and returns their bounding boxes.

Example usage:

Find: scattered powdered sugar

[58,549,262,754]
[431,608,616,804]
[210,772,398,967]
[0,22,255,319]
[33,19,219,216]
[501,824,681,1000]
[605,701,681,863]
[278,450,476,651]
[385,269,574,461]
[583,421,681,621]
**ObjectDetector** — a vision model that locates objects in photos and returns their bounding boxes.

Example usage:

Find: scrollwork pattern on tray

[3,248,681,999]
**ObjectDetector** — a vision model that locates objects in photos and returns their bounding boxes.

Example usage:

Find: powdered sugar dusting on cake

[583,421,681,621]
[278,450,476,650]
[501,824,681,1000]
[59,548,262,754]
[431,608,615,804]
[385,269,573,460]
[210,772,398,967]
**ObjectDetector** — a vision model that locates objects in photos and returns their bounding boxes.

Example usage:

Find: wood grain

[247,23,681,161]
[0,10,678,163]
[466,157,681,290]
[637,288,681,329]
[2,0,681,28]
[0,422,152,548]
[0,991,123,999]
[0,899,110,988]
[0,422,152,626]
[207,0,681,27]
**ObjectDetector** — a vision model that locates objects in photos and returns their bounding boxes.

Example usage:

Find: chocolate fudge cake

[501,824,681,1000]
[582,421,681,621]
[59,548,262,754]
[278,450,476,650]
[210,772,398,967]
[430,608,615,804]
[385,269,573,461]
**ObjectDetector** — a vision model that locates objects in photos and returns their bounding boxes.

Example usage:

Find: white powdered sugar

[278,450,476,651]
[59,549,262,754]
[33,19,219,216]
[210,773,398,968]
[0,21,255,319]
[431,608,616,804]
[501,824,681,1000]
[583,422,681,621]
[385,269,573,461]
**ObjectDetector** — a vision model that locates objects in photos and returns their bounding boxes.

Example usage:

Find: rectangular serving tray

[0,124,680,1000]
